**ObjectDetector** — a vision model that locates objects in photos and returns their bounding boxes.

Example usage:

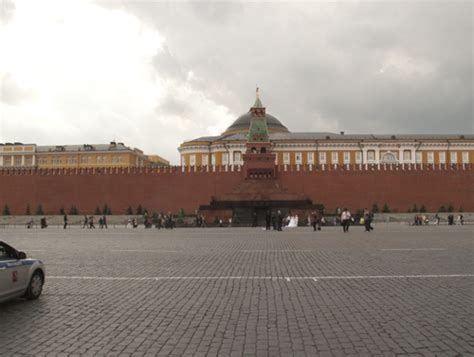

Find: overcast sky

[0,0,472,163]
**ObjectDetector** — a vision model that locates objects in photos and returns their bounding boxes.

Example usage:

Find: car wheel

[25,270,44,300]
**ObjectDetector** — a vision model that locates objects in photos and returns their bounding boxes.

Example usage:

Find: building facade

[0,142,169,169]
[179,94,473,168]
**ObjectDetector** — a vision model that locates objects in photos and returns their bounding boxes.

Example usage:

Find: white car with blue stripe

[0,241,45,303]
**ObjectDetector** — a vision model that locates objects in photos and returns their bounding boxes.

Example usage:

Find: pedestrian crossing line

[48,274,474,282]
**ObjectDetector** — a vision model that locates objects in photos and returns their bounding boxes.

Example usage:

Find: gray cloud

[98,1,472,136]
[0,73,34,105]
[0,0,15,25]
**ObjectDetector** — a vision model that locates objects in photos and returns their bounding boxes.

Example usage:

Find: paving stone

[0,225,472,355]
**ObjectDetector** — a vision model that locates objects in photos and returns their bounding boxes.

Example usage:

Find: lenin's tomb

[1,92,473,222]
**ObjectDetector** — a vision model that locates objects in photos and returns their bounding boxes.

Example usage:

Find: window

[202,154,209,166]
[367,150,375,162]
[319,152,326,164]
[189,155,196,166]
[233,151,241,164]
[14,156,22,166]
[222,153,229,165]
[112,156,121,164]
[439,152,446,164]
[81,156,89,164]
[462,151,469,163]
[331,152,338,164]
[283,152,290,164]
[181,156,187,166]
[295,152,302,164]
[382,153,397,162]
[355,151,362,163]
[427,152,434,164]
[403,150,411,161]
[25,157,32,166]
[343,152,350,164]
[415,152,422,163]
[307,152,314,164]
[450,152,457,163]
[211,154,216,165]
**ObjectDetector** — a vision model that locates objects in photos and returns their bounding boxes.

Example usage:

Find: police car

[0,241,45,303]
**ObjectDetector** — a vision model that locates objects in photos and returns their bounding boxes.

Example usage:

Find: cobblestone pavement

[0,224,472,356]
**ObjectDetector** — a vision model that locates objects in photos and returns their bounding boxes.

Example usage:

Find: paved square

[0,224,473,356]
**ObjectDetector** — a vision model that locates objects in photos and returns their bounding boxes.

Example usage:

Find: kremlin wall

[0,164,473,217]
[1,91,473,220]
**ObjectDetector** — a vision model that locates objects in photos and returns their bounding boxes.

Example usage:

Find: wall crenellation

[0,163,472,177]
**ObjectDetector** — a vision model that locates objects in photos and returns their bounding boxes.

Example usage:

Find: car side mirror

[18,251,27,260]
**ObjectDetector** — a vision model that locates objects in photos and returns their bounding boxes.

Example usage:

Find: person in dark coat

[252,211,258,227]
[271,211,277,230]
[63,214,68,229]
[311,210,320,231]
[265,210,271,230]
[277,210,283,231]
[364,209,374,232]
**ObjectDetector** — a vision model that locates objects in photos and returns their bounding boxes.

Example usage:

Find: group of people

[82,215,108,229]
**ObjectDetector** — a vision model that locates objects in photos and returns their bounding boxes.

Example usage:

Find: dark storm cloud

[97,1,473,135]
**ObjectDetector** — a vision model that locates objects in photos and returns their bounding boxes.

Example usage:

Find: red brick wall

[0,165,472,215]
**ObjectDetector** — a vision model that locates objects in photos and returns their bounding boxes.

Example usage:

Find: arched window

[382,152,397,163]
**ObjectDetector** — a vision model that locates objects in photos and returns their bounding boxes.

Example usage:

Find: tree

[25,204,31,215]
[371,203,379,213]
[447,203,454,212]
[407,207,412,213]
[36,204,44,215]
[382,204,390,213]
[420,205,426,213]
[438,206,446,213]
[412,204,418,213]
[2,205,10,216]
[59,207,65,215]
[106,206,112,215]
[459,206,463,213]
[136,205,143,215]
[177,208,185,224]
[69,205,78,215]
[95,206,101,215]
[125,206,133,215]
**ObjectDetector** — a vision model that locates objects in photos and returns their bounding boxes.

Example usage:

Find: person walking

[311,210,321,231]
[89,216,95,229]
[364,209,374,232]
[63,214,68,229]
[277,210,283,231]
[82,215,88,229]
[102,215,108,229]
[265,210,271,230]
[341,208,351,233]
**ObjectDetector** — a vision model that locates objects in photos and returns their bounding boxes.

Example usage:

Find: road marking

[110,249,180,253]
[241,250,312,252]
[381,248,446,251]
[48,274,474,282]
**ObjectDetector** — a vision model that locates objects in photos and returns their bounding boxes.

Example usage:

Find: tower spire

[253,86,264,108]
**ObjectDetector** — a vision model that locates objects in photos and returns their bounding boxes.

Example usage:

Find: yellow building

[179,93,474,167]
[147,155,170,167]
[0,143,37,167]
[0,141,170,169]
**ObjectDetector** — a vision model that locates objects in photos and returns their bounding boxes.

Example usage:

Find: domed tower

[242,88,276,179]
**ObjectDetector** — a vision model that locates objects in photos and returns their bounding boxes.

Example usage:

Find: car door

[0,257,18,300]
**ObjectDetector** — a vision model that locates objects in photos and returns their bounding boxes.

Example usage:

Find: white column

[399,149,404,163]
[411,149,416,163]
[228,150,234,165]
[362,149,368,164]
[0,155,3,166]
[21,155,25,166]
[375,148,380,164]
[32,155,36,167]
